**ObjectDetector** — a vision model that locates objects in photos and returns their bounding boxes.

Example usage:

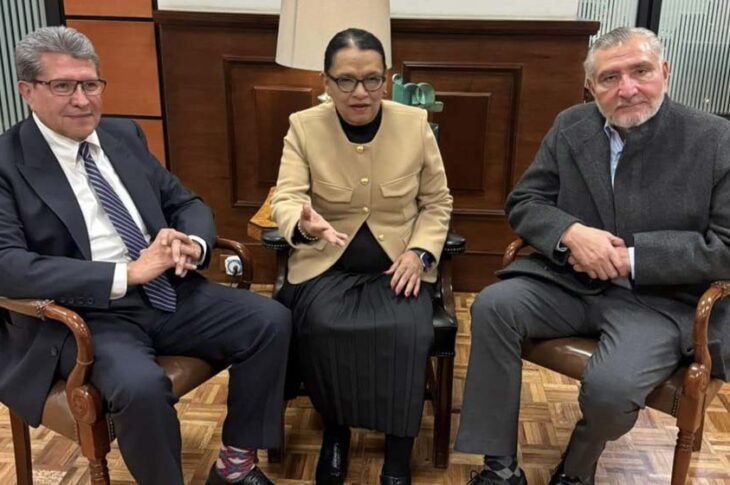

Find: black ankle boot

[315,427,351,485]
[548,458,596,485]
[380,474,411,485]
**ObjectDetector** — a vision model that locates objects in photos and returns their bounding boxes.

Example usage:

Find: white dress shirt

[33,114,206,300]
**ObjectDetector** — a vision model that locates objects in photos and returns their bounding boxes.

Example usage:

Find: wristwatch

[410,248,433,270]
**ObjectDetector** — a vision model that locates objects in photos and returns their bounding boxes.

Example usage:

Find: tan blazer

[271,100,453,284]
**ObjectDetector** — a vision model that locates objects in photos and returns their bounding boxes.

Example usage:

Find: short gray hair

[584,27,664,80]
[15,26,99,81]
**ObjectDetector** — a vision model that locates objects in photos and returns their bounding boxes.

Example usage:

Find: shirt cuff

[628,246,635,279]
[556,241,569,252]
[111,263,128,300]
[188,235,208,267]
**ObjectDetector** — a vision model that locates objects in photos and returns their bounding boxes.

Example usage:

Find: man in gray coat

[456,27,730,485]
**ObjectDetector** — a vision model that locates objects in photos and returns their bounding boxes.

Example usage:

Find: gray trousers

[454,277,683,480]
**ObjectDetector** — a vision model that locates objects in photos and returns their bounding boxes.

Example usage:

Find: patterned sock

[215,445,258,482]
[482,455,523,484]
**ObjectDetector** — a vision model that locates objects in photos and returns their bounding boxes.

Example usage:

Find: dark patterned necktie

[78,142,176,312]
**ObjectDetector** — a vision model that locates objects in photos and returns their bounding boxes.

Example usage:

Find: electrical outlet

[224,255,242,276]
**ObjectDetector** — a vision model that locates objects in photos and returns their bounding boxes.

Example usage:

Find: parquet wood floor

[1,288,729,484]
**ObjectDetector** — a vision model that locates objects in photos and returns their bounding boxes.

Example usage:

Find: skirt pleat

[277,225,434,437]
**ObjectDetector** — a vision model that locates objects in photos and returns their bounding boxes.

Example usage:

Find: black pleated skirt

[277,225,434,437]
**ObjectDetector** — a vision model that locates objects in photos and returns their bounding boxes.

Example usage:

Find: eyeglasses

[326,73,385,93]
[30,79,107,96]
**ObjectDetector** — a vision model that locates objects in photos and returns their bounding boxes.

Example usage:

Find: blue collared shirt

[604,122,624,187]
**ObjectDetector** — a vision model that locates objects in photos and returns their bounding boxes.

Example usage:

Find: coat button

[356,145,365,153]
[378,234,385,241]
[50,346,58,356]
[360,177,369,185]
[87,298,94,305]
[362,207,369,213]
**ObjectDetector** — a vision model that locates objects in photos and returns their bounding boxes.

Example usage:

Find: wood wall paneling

[157,20,295,279]
[402,62,522,213]
[63,0,152,18]
[223,56,318,208]
[66,20,161,117]
[133,118,166,164]
[155,11,599,290]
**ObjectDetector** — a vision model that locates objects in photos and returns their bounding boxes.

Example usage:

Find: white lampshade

[276,0,392,72]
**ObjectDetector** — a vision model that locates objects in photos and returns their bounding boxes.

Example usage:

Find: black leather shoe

[315,428,351,485]
[548,459,594,485]
[380,473,411,485]
[206,464,274,485]
[466,469,527,485]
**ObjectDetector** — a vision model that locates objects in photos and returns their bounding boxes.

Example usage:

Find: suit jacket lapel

[96,125,167,236]
[17,118,92,259]
[563,109,616,232]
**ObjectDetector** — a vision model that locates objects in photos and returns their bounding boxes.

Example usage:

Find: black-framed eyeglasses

[325,73,385,93]
[30,79,107,96]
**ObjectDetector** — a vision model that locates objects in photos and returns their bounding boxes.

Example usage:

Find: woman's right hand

[299,205,348,247]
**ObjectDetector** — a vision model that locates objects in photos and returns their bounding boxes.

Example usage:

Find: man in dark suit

[456,27,730,485]
[0,26,291,485]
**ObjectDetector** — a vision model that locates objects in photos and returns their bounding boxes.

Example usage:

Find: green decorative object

[391,74,444,113]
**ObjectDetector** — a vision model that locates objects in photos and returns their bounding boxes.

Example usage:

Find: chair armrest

[0,297,99,423]
[214,236,253,290]
[261,229,290,252]
[442,231,465,257]
[502,238,526,267]
[691,281,730,378]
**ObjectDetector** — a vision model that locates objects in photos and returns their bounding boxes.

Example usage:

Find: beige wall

[156,0,581,19]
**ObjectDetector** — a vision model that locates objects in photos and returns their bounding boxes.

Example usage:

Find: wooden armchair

[261,228,465,468]
[504,238,726,485]
[5,236,252,485]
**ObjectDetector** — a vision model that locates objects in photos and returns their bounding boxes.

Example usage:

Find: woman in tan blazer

[271,28,452,485]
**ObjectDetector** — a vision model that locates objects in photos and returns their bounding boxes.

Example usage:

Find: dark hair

[323,28,386,73]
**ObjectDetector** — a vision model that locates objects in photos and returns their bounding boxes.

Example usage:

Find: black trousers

[58,273,291,485]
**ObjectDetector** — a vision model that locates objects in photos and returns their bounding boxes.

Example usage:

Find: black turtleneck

[336,105,382,143]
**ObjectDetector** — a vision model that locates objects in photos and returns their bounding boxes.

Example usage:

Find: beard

[598,91,665,129]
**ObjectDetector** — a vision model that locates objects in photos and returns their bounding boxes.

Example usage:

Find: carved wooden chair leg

[671,365,708,485]
[70,383,111,485]
[432,355,454,469]
[672,427,695,485]
[76,418,111,485]
[9,409,33,485]
[692,413,706,452]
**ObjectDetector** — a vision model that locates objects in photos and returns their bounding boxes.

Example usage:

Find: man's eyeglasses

[30,79,107,96]
[326,73,385,93]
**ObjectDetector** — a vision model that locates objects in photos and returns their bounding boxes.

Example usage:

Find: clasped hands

[561,223,631,280]
[299,204,423,298]
[127,228,201,285]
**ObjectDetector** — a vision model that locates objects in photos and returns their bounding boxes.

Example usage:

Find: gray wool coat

[498,97,730,380]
